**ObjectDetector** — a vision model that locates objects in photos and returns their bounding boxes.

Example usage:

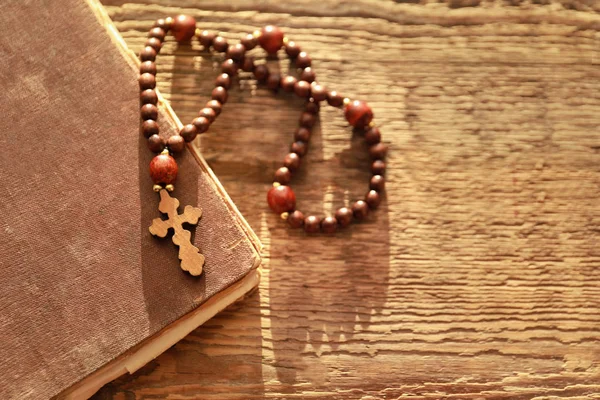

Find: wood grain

[95,1,600,398]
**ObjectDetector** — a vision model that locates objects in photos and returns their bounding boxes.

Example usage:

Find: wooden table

[96,1,600,398]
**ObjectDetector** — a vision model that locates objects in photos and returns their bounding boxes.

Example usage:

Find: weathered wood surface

[95,1,600,398]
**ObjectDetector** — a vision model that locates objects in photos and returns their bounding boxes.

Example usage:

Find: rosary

[139,15,388,275]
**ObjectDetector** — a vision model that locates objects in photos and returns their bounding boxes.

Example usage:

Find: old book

[0,1,261,399]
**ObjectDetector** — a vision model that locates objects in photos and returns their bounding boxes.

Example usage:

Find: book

[0,1,261,399]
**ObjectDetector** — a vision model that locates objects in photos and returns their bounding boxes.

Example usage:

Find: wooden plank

[94,1,600,398]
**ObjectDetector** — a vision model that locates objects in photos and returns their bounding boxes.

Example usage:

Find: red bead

[141,120,159,138]
[180,124,198,142]
[140,104,158,120]
[352,200,369,220]
[226,43,246,62]
[294,127,311,142]
[149,153,178,184]
[221,59,238,76]
[345,100,373,128]
[281,76,297,92]
[285,41,301,58]
[335,207,353,228]
[171,15,196,42]
[365,127,381,144]
[205,100,222,116]
[287,210,305,228]
[294,81,311,98]
[212,86,228,104]
[241,33,258,50]
[365,190,381,209]
[146,37,162,52]
[310,83,327,102]
[371,160,386,175]
[138,73,156,90]
[167,135,186,153]
[254,64,269,82]
[267,185,296,214]
[199,30,216,48]
[370,175,385,192]
[274,167,292,184]
[241,56,255,72]
[299,112,316,128]
[321,217,338,234]
[291,141,307,156]
[148,27,166,41]
[140,61,157,75]
[192,117,210,134]
[215,73,231,89]
[304,216,321,233]
[370,143,388,160]
[327,90,344,107]
[213,36,228,52]
[259,25,284,54]
[296,52,311,68]
[147,134,165,153]
[140,89,158,105]
[199,107,216,123]
[283,153,301,171]
[300,67,316,83]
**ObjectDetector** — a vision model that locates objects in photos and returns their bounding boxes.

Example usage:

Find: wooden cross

[149,189,205,276]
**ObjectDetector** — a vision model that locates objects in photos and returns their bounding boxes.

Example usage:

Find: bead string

[138,15,388,234]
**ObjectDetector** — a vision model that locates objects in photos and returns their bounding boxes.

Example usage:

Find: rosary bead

[192,117,210,134]
[285,40,301,58]
[241,56,255,72]
[283,152,301,171]
[274,167,292,185]
[141,119,159,138]
[305,101,320,114]
[140,89,158,105]
[138,73,156,90]
[352,200,369,220]
[310,83,327,102]
[146,37,162,52]
[344,100,374,128]
[205,100,222,116]
[370,175,385,192]
[266,72,281,91]
[281,76,297,92]
[369,142,388,160]
[139,60,157,75]
[141,103,159,120]
[213,36,228,52]
[294,80,311,98]
[226,43,246,62]
[149,153,178,185]
[371,160,386,175]
[171,15,196,42]
[212,86,228,104]
[241,33,258,50]
[140,46,157,62]
[296,51,312,69]
[147,134,165,153]
[300,67,316,83]
[199,30,215,48]
[287,210,305,228]
[259,25,284,54]
[327,90,344,107]
[290,141,308,156]
[148,27,166,41]
[304,215,321,233]
[294,127,311,142]
[167,134,186,153]
[267,185,296,214]
[215,73,231,90]
[180,124,198,142]
[253,64,269,82]
[335,207,353,228]
[365,190,381,209]
[199,107,216,123]
[153,18,172,32]
[299,112,316,128]
[321,217,338,234]
[221,59,238,76]
[364,126,381,145]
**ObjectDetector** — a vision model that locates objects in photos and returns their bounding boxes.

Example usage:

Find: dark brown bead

[138,73,156,90]
[199,30,216,48]
[304,215,321,233]
[300,67,316,83]
[365,127,381,145]
[294,127,311,142]
[148,27,166,41]
[365,190,381,209]
[370,175,385,192]
[369,143,388,160]
[283,152,301,171]
[141,120,159,138]
[310,83,327,102]
[299,112,316,128]
[212,36,228,52]
[140,103,158,120]
[241,33,257,50]
[296,51,311,68]
[153,18,172,32]
[149,153,178,184]
[305,101,320,114]
[146,37,162,52]
[321,217,338,234]
[199,107,217,123]
[140,60,157,75]
[172,15,196,42]
[241,56,255,72]
[140,46,157,62]
[259,25,284,54]
[226,43,246,62]
[281,76,297,92]
[147,134,165,153]
[352,200,369,220]
[192,117,210,134]
[205,100,222,117]
[294,80,311,98]
[335,207,353,228]
[266,72,281,91]
[167,134,186,153]
[327,90,344,107]
[290,141,307,157]
[287,210,305,228]
[371,160,386,175]
[253,64,269,82]
[221,59,238,76]
[274,167,292,185]
[345,100,374,128]
[212,86,228,104]
[285,41,301,58]
[140,89,158,105]
[215,73,231,89]
[267,185,296,214]
[180,124,198,142]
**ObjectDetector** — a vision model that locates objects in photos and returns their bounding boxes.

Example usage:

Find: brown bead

[153,18,172,32]
[365,127,381,145]
[241,56,255,72]
[140,46,157,62]
[241,33,257,50]
[140,61,157,75]
[274,167,292,185]
[199,30,215,48]
[299,112,316,128]
[149,153,178,184]
[321,217,338,234]
[147,134,165,153]
[305,101,320,114]
[310,83,327,102]
[212,86,228,104]
[267,185,296,214]
[205,100,222,117]
[221,59,238,76]
[180,124,198,142]
[266,72,281,91]
[294,80,311,98]
[285,41,301,58]
[283,152,301,171]
[253,64,269,82]
[281,76,297,92]
[287,210,305,228]
[296,52,311,68]
[167,134,186,153]
[304,216,321,233]
[141,120,159,138]
[259,25,284,54]
[140,104,158,120]
[370,175,385,192]
[335,207,353,228]
[294,127,311,142]
[327,91,344,107]
[213,36,228,52]
[199,107,217,123]
[148,27,166,41]
[352,200,369,220]
[172,15,196,42]
[215,73,231,89]
[369,143,388,160]
[290,141,307,157]
[226,43,246,62]
[300,67,316,83]
[345,100,374,128]
[365,190,381,209]
[192,117,210,134]
[140,89,158,105]
[371,160,386,175]
[146,37,162,52]
[138,73,156,90]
